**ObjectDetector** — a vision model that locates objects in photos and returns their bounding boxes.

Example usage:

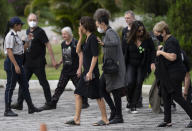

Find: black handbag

[102,57,119,74]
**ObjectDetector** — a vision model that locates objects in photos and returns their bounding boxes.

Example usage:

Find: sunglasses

[137,29,144,33]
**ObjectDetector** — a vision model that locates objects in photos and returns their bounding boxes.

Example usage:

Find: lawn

[0,44,162,85]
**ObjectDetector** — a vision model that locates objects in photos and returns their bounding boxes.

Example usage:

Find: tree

[8,0,29,16]
[0,0,14,35]
[49,0,119,35]
[167,0,192,60]
[121,0,170,16]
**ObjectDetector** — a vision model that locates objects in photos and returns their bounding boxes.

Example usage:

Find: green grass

[1,44,191,85]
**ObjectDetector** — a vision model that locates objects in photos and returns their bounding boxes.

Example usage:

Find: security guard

[3,16,40,116]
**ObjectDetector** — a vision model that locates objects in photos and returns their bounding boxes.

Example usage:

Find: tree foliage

[0,0,14,35]
[121,0,171,16]
[49,0,119,34]
[167,0,192,60]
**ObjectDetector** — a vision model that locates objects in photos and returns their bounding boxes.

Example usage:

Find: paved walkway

[0,87,191,131]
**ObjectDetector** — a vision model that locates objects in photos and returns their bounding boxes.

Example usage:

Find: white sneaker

[131,110,138,114]
[130,108,138,114]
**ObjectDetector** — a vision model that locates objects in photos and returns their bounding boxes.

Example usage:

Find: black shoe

[109,117,124,124]
[39,104,56,111]
[11,103,23,110]
[171,104,176,112]
[28,106,42,114]
[82,103,89,109]
[186,121,192,128]
[109,111,116,121]
[4,110,18,117]
[126,103,130,109]
[136,102,143,108]
[130,107,138,114]
[157,122,172,127]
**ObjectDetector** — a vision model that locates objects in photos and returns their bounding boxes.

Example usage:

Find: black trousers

[17,66,52,105]
[100,74,122,117]
[161,71,192,123]
[4,56,33,108]
[52,69,88,104]
[126,64,145,108]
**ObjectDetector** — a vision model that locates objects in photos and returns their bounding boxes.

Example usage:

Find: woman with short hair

[65,16,109,126]
[94,8,126,124]
[153,21,192,128]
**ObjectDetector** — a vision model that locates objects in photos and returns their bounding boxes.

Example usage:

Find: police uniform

[4,28,39,116]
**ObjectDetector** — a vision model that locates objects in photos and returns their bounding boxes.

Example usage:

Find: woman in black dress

[125,20,156,113]
[153,21,192,128]
[65,16,109,126]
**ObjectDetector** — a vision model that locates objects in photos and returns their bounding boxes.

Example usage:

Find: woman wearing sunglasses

[125,20,156,113]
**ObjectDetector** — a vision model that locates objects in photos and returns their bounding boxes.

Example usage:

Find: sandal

[93,120,109,126]
[65,119,80,126]
[157,122,172,127]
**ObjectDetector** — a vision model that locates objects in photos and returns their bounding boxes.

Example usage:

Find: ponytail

[3,21,11,48]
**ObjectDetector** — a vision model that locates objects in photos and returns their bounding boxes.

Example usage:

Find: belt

[14,54,24,57]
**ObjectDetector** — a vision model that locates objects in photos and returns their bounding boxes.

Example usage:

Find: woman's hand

[76,26,83,53]
[156,50,162,56]
[14,65,21,74]
[97,37,104,46]
[78,26,83,39]
[76,68,82,78]
[86,72,93,81]
[183,93,188,100]
[151,63,156,71]
[157,45,163,50]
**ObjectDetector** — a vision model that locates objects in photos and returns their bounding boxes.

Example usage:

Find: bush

[167,0,192,62]
[142,14,167,32]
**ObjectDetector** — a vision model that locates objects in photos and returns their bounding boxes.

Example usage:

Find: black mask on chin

[156,35,163,42]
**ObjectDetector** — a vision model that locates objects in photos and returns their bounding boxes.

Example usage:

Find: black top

[82,34,99,77]
[181,50,190,72]
[121,26,130,55]
[125,38,156,67]
[61,38,79,75]
[163,36,186,73]
[25,27,49,67]
[126,42,144,66]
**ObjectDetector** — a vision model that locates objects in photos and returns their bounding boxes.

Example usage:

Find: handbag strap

[105,45,119,63]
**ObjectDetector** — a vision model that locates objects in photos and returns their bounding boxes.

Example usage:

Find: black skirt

[74,72,103,99]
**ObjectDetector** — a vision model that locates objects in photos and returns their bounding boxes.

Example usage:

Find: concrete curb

[0,79,151,95]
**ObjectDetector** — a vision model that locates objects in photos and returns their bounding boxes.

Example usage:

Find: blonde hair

[153,21,170,34]
[61,26,73,38]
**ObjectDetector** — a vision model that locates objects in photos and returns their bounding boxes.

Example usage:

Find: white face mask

[97,27,105,33]
[28,21,37,28]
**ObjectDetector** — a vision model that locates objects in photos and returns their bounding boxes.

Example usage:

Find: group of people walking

[3,8,192,128]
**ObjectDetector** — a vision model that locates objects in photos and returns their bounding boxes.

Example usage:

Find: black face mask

[156,35,163,42]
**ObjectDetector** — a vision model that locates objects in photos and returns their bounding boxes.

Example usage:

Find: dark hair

[80,16,96,33]
[93,8,111,25]
[127,20,149,44]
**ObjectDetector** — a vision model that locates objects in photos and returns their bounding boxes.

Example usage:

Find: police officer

[3,16,40,116]
[11,13,57,110]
